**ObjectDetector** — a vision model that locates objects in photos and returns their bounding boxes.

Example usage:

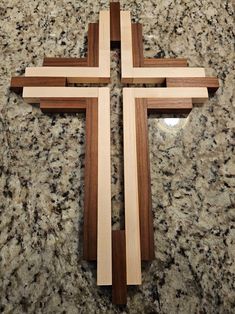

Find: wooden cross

[10,2,219,305]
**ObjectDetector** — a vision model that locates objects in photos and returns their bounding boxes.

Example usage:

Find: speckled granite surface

[0,0,235,313]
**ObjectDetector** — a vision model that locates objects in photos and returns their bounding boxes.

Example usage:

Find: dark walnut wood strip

[132,23,144,67]
[40,99,87,113]
[87,23,99,67]
[112,230,127,305]
[43,57,88,67]
[135,99,155,261]
[84,98,98,261]
[143,58,188,67]
[10,77,66,94]
[110,2,121,48]
[166,77,219,92]
[131,23,188,67]
[147,98,193,114]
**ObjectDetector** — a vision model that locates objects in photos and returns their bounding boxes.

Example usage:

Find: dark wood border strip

[147,98,193,114]
[38,98,98,261]
[84,98,98,261]
[40,99,87,113]
[87,23,99,67]
[112,230,127,305]
[10,77,66,94]
[135,98,155,261]
[110,2,121,48]
[135,97,193,261]
[132,24,144,67]
[43,22,99,67]
[43,57,88,67]
[132,23,188,67]
[166,77,219,92]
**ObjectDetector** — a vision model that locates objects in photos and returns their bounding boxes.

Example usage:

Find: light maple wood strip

[84,98,98,261]
[132,67,206,84]
[133,87,208,104]
[120,11,133,81]
[123,88,142,285]
[97,88,112,286]
[23,87,99,103]
[99,11,110,79]
[166,77,219,92]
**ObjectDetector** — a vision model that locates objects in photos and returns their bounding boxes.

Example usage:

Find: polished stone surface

[0,0,235,313]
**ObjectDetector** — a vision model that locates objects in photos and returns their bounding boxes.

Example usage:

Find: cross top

[10,1,219,305]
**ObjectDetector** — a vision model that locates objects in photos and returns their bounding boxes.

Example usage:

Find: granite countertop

[0,0,235,313]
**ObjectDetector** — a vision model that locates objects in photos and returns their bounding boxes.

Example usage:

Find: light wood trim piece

[23,87,99,103]
[25,11,110,83]
[120,11,133,80]
[131,67,206,84]
[97,88,112,286]
[98,11,110,77]
[123,88,142,285]
[133,87,208,104]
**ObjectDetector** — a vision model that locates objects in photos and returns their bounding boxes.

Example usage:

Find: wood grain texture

[123,88,142,285]
[88,23,99,67]
[97,88,112,285]
[135,99,155,261]
[110,2,121,47]
[166,77,219,92]
[40,99,87,113]
[120,11,133,81]
[133,87,208,104]
[143,58,188,67]
[10,77,66,94]
[112,230,127,305]
[83,98,98,261]
[147,98,193,114]
[132,24,144,67]
[43,57,88,67]
[23,87,99,103]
